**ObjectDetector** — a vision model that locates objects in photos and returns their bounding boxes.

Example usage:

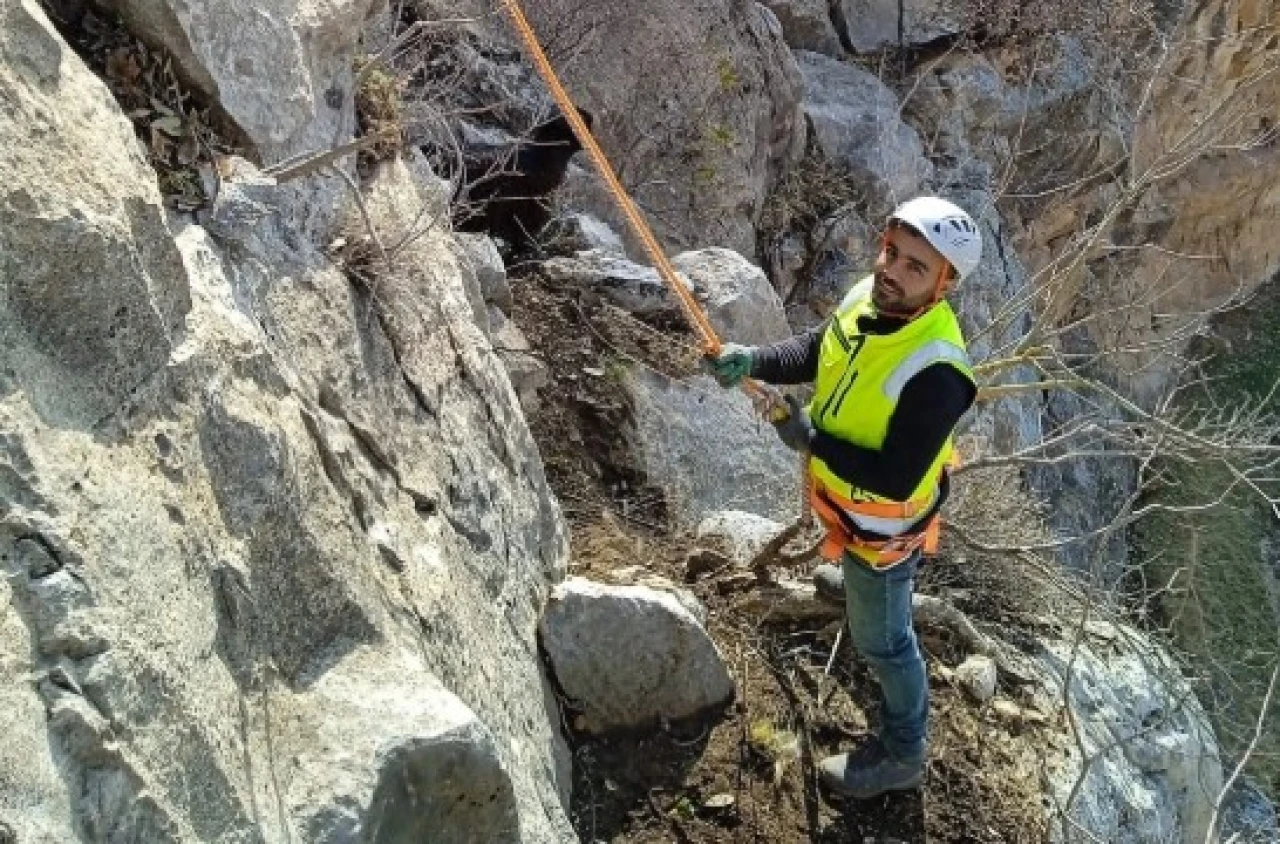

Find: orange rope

[499,0,723,355]
[500,0,812,553]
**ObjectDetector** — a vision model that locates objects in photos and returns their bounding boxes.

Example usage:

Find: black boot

[819,736,924,799]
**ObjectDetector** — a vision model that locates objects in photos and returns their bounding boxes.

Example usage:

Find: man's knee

[848,622,919,666]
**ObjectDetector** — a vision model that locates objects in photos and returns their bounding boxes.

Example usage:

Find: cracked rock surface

[0,2,573,839]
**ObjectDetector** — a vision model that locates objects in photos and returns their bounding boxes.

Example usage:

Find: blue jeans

[841,550,927,760]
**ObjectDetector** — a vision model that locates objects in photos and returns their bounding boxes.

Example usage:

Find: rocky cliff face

[525,0,806,259]
[0,0,573,839]
[2,0,1277,840]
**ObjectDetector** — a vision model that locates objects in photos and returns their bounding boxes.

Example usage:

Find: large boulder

[542,247,792,347]
[625,370,804,528]
[0,4,576,839]
[540,578,735,732]
[526,0,805,257]
[108,0,376,159]
[542,249,688,317]
[279,648,522,844]
[795,50,933,213]
[673,248,792,346]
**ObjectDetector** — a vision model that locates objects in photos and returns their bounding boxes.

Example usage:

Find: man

[706,196,981,800]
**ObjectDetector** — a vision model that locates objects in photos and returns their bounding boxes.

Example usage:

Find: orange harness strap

[808,474,948,568]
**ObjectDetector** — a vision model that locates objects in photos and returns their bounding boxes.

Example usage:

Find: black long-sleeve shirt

[751,315,975,501]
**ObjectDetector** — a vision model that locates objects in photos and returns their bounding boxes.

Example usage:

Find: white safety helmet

[888,197,983,281]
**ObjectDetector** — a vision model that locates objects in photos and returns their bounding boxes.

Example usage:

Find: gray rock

[0,0,191,432]
[453,233,504,337]
[540,577,735,732]
[795,50,933,212]
[941,188,1044,462]
[902,54,1006,135]
[955,654,998,702]
[787,205,878,329]
[598,566,708,624]
[456,232,511,311]
[542,250,692,316]
[0,575,79,844]
[1034,625,1223,844]
[625,369,804,527]
[1219,777,1280,844]
[836,0,962,53]
[674,248,792,346]
[544,212,628,257]
[0,11,575,837]
[696,510,788,566]
[523,0,805,257]
[110,0,374,159]
[490,307,549,415]
[201,156,280,244]
[761,0,845,55]
[541,247,790,349]
[285,648,522,844]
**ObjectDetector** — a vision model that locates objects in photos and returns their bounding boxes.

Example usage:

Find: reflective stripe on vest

[806,275,973,537]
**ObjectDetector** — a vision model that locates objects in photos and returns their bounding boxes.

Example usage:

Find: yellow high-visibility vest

[806,276,973,536]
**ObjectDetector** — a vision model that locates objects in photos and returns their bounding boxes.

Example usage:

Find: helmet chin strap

[873,233,953,322]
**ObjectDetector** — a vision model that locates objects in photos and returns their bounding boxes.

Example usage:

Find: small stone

[702,793,735,810]
[992,699,1023,723]
[956,655,998,703]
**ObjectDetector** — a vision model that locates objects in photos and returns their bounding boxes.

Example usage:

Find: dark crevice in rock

[316,382,441,528]
[445,494,495,556]
[16,533,66,579]
[211,565,266,692]
[300,408,349,495]
[991,214,1016,295]
[355,282,442,424]
[376,543,407,573]
[826,0,856,55]
[299,405,369,532]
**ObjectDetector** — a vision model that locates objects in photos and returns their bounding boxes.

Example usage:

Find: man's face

[871,224,951,313]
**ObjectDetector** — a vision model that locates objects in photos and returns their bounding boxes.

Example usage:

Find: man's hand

[773,395,814,452]
[703,343,755,388]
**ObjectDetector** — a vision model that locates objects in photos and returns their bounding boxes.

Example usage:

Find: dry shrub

[354,57,407,164]
[36,1,242,208]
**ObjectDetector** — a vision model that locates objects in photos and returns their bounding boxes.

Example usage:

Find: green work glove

[703,343,755,388]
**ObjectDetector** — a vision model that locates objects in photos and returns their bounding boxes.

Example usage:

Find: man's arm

[808,363,975,500]
[748,320,827,385]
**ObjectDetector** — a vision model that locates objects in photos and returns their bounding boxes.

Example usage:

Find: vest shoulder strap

[882,338,972,402]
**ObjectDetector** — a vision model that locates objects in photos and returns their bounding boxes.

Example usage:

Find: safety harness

[808,465,952,568]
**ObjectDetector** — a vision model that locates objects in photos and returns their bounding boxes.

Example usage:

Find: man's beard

[871,271,906,310]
